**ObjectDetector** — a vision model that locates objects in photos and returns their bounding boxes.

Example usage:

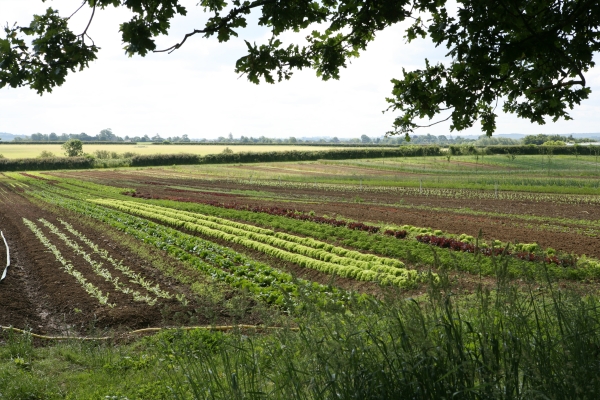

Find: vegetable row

[29,189,353,310]
[91,199,423,288]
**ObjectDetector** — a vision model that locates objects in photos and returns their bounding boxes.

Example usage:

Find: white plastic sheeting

[0,231,9,282]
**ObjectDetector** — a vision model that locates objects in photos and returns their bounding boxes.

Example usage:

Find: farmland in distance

[0,143,382,159]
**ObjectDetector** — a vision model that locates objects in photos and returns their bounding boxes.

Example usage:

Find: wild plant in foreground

[157,273,600,399]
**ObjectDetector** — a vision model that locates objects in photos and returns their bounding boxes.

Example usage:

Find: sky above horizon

[2,1,600,140]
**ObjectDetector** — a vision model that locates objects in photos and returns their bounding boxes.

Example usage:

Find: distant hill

[0,132,27,141]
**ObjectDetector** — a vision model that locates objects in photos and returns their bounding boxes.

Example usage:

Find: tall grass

[159,271,600,399]
[1,269,600,398]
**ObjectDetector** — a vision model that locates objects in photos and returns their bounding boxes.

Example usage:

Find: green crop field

[1,153,600,398]
[119,152,600,195]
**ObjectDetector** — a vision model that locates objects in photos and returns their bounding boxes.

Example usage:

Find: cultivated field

[0,143,377,159]
[1,153,600,398]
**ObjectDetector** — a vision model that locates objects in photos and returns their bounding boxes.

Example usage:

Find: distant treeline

[0,141,137,145]
[0,147,442,171]
[4,130,599,146]
[449,145,600,156]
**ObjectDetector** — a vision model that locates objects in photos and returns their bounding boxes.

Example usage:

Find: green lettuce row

[94,199,408,276]
[29,190,351,310]
[91,199,422,288]
[48,180,407,270]
[272,232,405,268]
[132,201,406,268]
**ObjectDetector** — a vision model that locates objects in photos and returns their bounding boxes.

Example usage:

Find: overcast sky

[1,1,600,140]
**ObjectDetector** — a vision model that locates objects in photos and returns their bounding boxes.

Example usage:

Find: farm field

[1,153,600,398]
[0,143,381,159]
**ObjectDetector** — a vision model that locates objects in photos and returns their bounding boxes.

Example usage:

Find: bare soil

[0,191,265,334]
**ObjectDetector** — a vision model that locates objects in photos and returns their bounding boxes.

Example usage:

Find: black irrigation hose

[0,231,8,282]
[1,325,299,341]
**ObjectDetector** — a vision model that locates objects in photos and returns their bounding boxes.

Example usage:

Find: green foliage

[386,1,599,137]
[158,283,600,399]
[484,145,599,156]
[37,150,56,158]
[130,147,442,167]
[6,1,595,134]
[129,197,600,281]
[543,140,567,146]
[524,134,574,145]
[0,156,94,171]
[62,139,84,157]
[0,8,98,94]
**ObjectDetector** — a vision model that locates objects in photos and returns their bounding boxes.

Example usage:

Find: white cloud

[1,1,599,139]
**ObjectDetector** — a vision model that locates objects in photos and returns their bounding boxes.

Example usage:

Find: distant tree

[523,134,569,145]
[38,150,56,158]
[31,133,46,141]
[48,132,58,141]
[98,128,117,141]
[331,137,340,143]
[360,135,372,143]
[288,137,297,144]
[62,139,83,157]
[542,140,566,146]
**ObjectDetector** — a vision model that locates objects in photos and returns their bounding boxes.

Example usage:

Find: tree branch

[67,1,88,20]
[529,78,585,93]
[413,114,453,128]
[154,0,276,54]
[79,0,97,45]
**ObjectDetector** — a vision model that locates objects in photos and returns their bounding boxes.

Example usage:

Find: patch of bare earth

[0,191,268,335]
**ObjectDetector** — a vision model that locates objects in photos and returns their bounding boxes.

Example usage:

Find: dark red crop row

[415,234,576,267]
[384,229,408,239]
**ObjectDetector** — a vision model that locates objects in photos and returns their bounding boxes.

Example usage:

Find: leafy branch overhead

[1,0,599,136]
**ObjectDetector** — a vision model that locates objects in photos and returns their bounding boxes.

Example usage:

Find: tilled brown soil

[56,170,600,220]
[109,178,600,259]
[0,191,264,334]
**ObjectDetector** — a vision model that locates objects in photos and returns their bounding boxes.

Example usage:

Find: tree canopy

[1,0,599,137]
